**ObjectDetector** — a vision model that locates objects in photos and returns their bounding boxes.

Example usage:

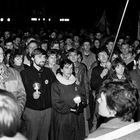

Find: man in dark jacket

[20,48,56,140]
[90,50,111,131]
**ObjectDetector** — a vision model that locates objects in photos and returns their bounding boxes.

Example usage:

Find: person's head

[97,81,137,121]
[65,38,73,45]
[51,41,60,50]
[112,58,126,76]
[95,32,102,40]
[105,39,114,53]
[27,40,38,56]
[4,49,12,66]
[10,50,24,67]
[25,37,36,46]
[4,38,14,50]
[98,50,109,63]
[121,43,130,55]
[64,38,73,52]
[82,39,91,51]
[50,32,57,39]
[47,50,57,65]
[73,35,80,42]
[67,48,78,63]
[4,31,11,40]
[93,38,101,49]
[58,59,74,79]
[59,39,65,50]
[0,89,20,137]
[40,40,48,51]
[117,37,124,46]
[13,36,21,47]
[133,40,140,48]
[31,48,47,68]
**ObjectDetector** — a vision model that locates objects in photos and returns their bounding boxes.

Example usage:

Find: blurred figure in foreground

[0,89,27,140]
[87,81,140,140]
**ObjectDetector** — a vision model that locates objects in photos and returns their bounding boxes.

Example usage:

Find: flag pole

[109,0,129,61]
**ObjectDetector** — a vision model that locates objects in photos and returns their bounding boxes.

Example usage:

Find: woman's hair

[99,81,138,121]
[9,49,24,67]
[57,59,74,75]
[0,89,20,137]
[109,58,131,81]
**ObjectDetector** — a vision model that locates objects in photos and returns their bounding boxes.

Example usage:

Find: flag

[96,10,110,35]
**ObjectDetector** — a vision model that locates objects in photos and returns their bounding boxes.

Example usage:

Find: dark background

[0,0,139,37]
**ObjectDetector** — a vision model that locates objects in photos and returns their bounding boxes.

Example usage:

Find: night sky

[0,0,139,36]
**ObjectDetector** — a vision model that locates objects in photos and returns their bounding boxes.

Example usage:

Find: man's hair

[81,37,91,45]
[47,49,57,58]
[66,48,78,57]
[99,81,138,121]
[0,89,20,137]
[31,48,47,58]
[98,49,109,58]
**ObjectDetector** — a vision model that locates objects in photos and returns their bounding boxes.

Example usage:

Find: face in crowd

[98,51,108,63]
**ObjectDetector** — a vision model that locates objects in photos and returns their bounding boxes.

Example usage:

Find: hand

[73,96,81,106]
[106,61,111,69]
[100,68,108,78]
[112,54,118,61]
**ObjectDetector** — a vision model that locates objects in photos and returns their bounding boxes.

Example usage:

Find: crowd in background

[0,26,140,140]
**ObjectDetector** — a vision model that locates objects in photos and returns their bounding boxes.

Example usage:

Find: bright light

[65,18,70,22]
[43,18,45,21]
[60,18,70,22]
[60,18,64,22]
[0,18,4,22]
[7,18,10,22]
[31,18,37,21]
[38,18,41,21]
[48,18,51,21]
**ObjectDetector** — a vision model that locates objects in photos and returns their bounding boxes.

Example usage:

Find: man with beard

[20,48,56,140]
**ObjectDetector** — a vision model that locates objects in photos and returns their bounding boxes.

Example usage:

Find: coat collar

[56,73,76,85]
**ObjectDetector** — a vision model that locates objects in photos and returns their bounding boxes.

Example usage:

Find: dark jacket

[51,79,86,140]
[20,65,56,110]
[90,65,107,93]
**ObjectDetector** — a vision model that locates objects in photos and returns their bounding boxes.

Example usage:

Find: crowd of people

[0,27,140,140]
